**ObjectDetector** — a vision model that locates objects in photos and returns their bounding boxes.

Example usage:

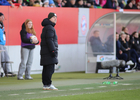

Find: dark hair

[93,30,99,34]
[34,0,40,3]
[122,27,126,31]
[131,31,137,36]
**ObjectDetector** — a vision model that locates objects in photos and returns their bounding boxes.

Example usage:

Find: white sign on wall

[78,8,89,44]
[97,55,115,62]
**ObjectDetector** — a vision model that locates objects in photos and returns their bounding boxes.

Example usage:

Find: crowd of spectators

[116,27,140,72]
[0,0,140,9]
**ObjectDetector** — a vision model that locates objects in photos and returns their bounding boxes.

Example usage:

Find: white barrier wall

[6,44,85,74]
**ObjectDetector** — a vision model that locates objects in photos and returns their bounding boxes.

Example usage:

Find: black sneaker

[1,72,3,77]
[6,72,16,77]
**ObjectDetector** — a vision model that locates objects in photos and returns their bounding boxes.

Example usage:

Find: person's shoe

[17,77,24,80]
[43,85,58,90]
[126,60,134,65]
[25,76,33,80]
[138,58,140,63]
[125,65,130,71]
[1,72,4,77]
[6,72,16,77]
[132,63,137,70]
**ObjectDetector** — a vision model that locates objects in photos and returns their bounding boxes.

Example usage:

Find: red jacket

[136,0,140,4]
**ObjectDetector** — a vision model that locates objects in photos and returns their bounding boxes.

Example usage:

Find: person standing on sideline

[0,12,16,77]
[17,19,39,80]
[40,12,58,90]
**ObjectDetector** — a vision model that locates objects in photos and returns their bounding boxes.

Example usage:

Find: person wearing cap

[0,12,16,77]
[40,12,58,90]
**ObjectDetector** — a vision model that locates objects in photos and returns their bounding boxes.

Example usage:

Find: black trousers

[42,64,55,86]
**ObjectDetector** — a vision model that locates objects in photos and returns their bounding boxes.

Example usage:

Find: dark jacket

[64,0,77,7]
[116,40,126,56]
[125,1,138,9]
[103,0,117,9]
[131,37,140,54]
[89,36,108,52]
[40,18,58,66]
[20,23,37,49]
[119,38,128,49]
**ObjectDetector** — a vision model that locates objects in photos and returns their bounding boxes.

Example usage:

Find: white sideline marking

[84,87,94,89]
[57,90,66,91]
[122,84,132,85]
[99,86,107,88]
[40,91,51,93]
[70,88,81,90]
[9,94,19,96]
[111,85,118,86]
[24,92,35,94]
[61,95,68,96]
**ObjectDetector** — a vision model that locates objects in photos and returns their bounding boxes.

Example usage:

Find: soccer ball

[30,35,38,41]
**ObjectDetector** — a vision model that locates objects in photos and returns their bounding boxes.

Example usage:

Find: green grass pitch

[0,71,140,100]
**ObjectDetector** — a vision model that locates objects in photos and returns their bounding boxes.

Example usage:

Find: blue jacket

[0,0,11,6]
[0,22,6,45]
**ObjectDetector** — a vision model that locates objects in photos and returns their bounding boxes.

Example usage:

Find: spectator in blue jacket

[0,12,16,77]
[0,0,10,5]
[0,0,15,7]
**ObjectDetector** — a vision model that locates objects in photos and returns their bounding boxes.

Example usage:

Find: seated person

[33,0,41,6]
[12,0,27,8]
[116,32,131,71]
[121,26,129,34]
[89,30,108,53]
[125,0,138,9]
[100,0,107,7]
[119,31,140,70]
[64,0,77,7]
[103,0,120,9]
[54,0,62,7]
[87,0,102,8]
[118,0,126,8]
[43,0,49,7]
[75,0,84,7]
[105,34,114,52]
[137,1,140,9]
[130,31,140,56]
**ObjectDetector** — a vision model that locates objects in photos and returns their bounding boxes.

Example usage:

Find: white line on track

[8,94,19,96]
[24,92,35,94]
[122,84,132,85]
[99,86,107,88]
[57,90,66,91]
[40,91,51,93]
[111,85,118,86]
[69,88,81,90]
[84,87,94,89]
